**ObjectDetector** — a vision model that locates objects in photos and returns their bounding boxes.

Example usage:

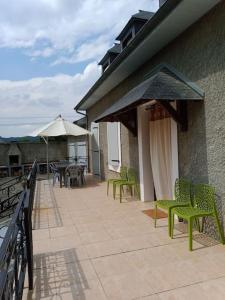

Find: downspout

[75,109,90,172]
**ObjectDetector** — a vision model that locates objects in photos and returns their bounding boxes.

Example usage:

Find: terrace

[20,175,225,299]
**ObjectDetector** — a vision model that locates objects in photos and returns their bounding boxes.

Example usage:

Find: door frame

[138,105,179,202]
[91,122,101,177]
[107,122,121,173]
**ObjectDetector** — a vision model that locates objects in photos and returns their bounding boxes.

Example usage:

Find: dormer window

[102,59,110,72]
[116,10,154,50]
[121,28,134,49]
[98,10,154,73]
[98,43,121,73]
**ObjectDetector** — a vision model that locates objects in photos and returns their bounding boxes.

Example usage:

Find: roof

[116,10,154,41]
[98,44,121,66]
[75,0,221,111]
[74,117,87,128]
[95,64,204,122]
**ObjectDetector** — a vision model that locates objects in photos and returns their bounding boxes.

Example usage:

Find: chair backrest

[127,168,138,183]
[193,184,215,213]
[174,178,191,203]
[49,163,58,174]
[66,165,79,178]
[120,166,127,180]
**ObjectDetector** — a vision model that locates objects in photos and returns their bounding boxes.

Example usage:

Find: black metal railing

[0,160,37,300]
[0,192,22,220]
[0,175,24,198]
[0,176,23,189]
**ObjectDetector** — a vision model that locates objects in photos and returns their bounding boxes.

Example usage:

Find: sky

[0,0,158,137]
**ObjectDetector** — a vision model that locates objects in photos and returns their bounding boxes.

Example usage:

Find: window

[122,27,135,49]
[107,122,121,172]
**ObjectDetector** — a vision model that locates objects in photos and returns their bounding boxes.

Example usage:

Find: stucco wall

[87,2,225,237]
[88,106,139,180]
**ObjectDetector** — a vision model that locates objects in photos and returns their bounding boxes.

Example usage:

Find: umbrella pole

[42,136,49,179]
[47,136,49,178]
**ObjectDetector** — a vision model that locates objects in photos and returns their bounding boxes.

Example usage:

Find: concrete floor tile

[100,271,156,300]
[92,252,136,278]
[79,229,111,244]
[49,225,78,239]
[25,177,225,300]
[85,239,123,258]
[33,229,50,241]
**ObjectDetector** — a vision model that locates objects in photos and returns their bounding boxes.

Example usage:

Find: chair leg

[154,203,157,228]
[134,184,140,200]
[121,186,125,196]
[120,185,122,203]
[171,212,174,239]
[214,212,225,244]
[129,185,133,196]
[113,183,116,199]
[107,181,109,195]
[188,218,193,251]
[168,208,171,237]
[201,217,205,233]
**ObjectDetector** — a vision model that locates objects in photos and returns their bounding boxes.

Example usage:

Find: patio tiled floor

[23,176,225,300]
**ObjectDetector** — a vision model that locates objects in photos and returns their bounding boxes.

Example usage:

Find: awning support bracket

[115,108,137,137]
[156,100,188,131]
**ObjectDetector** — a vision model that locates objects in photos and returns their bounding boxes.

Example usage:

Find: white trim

[171,119,179,196]
[170,103,179,198]
[107,122,121,173]
[91,122,101,177]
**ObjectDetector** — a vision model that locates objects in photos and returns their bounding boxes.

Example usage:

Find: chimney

[7,142,22,166]
[159,0,167,7]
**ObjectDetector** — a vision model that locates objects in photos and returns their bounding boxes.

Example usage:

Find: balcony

[18,175,225,299]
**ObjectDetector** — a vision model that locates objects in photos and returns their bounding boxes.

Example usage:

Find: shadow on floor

[24,248,90,300]
[33,180,63,230]
[174,223,219,247]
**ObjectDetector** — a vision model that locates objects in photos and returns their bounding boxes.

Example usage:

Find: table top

[54,162,71,169]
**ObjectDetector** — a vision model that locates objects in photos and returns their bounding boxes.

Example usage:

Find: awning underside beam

[156,100,188,131]
[107,108,138,137]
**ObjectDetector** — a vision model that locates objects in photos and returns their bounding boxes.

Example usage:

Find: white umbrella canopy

[31,115,91,137]
[30,115,91,177]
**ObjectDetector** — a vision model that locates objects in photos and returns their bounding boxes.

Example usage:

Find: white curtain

[149,118,173,200]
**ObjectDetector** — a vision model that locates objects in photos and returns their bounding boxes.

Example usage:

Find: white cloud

[0,62,101,137]
[0,0,159,137]
[27,47,55,58]
[52,35,111,65]
[0,0,159,63]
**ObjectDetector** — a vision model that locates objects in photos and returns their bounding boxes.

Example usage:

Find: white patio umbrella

[30,115,91,176]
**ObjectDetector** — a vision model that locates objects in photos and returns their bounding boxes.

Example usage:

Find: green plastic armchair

[114,168,140,203]
[171,184,225,251]
[154,178,192,237]
[107,166,127,196]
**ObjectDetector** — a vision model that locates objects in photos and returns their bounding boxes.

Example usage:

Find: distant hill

[0,136,41,143]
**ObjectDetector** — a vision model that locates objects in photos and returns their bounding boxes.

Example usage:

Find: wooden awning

[95,65,204,135]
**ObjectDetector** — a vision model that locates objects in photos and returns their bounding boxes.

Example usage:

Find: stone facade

[0,141,67,165]
[86,2,225,237]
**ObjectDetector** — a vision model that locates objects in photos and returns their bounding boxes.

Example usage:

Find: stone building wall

[0,141,67,165]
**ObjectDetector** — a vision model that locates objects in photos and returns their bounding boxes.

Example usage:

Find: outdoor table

[54,162,71,188]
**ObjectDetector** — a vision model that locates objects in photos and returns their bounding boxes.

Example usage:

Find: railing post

[24,194,33,291]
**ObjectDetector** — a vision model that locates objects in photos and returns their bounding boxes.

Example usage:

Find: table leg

[60,172,63,188]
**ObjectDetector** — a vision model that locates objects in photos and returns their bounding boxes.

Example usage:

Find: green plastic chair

[107,166,127,196]
[154,178,192,237]
[114,168,140,203]
[171,184,225,251]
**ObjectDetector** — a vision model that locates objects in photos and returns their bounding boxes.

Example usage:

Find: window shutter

[107,122,120,169]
